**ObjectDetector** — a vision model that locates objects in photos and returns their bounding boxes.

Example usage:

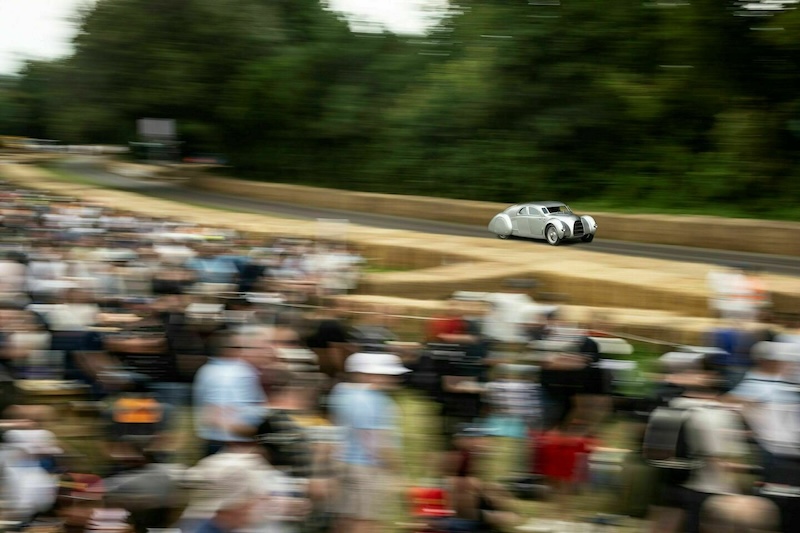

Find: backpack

[641,406,704,486]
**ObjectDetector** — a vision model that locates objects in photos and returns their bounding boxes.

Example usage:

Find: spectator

[1,428,62,524]
[700,494,781,532]
[328,352,409,533]
[102,298,175,387]
[440,425,522,532]
[179,450,271,533]
[25,245,69,304]
[0,250,28,301]
[644,352,751,533]
[35,287,102,382]
[101,439,181,533]
[708,326,776,392]
[100,377,179,469]
[707,264,770,323]
[193,489,261,533]
[485,363,542,472]
[250,370,328,532]
[2,305,53,379]
[305,299,353,379]
[162,294,217,385]
[184,243,240,294]
[723,341,800,532]
[427,297,491,446]
[235,252,268,293]
[193,326,268,457]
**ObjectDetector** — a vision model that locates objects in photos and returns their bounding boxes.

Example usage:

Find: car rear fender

[489,214,512,236]
[580,215,598,235]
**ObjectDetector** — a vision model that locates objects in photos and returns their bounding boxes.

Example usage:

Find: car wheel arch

[488,213,513,237]
[545,223,562,246]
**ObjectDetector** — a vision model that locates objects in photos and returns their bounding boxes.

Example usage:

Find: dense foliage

[1,0,799,216]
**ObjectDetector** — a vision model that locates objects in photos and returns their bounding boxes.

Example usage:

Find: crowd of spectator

[0,182,800,533]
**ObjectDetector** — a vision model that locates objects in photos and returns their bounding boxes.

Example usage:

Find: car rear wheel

[581,234,594,243]
[545,225,561,246]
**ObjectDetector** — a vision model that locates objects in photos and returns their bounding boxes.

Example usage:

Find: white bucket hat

[345,352,410,375]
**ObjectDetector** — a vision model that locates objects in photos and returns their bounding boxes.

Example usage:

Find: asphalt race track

[54,158,800,277]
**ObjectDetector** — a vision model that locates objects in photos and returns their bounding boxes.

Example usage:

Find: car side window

[541,208,547,215]
[518,207,527,215]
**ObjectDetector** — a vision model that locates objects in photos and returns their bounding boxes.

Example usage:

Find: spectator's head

[182,458,263,528]
[700,494,780,532]
[264,368,324,410]
[211,326,261,363]
[269,326,319,373]
[344,351,409,388]
[751,341,795,374]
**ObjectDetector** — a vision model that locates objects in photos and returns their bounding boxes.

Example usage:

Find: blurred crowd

[0,183,799,533]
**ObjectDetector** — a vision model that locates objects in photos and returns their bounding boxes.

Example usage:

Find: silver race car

[488,201,597,245]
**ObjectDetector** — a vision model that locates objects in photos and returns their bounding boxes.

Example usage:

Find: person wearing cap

[177,438,284,533]
[641,359,752,533]
[183,466,268,533]
[723,340,800,532]
[724,341,800,467]
[328,351,409,533]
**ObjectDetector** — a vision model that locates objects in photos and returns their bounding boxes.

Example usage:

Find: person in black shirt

[304,301,352,379]
[251,369,335,533]
[253,370,315,478]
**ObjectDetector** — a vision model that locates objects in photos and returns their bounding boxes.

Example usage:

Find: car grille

[573,220,585,237]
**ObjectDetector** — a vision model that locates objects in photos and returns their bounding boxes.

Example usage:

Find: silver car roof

[510,201,565,209]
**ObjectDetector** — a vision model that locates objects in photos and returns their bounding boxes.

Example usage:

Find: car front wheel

[581,234,594,243]
[497,233,509,240]
[545,225,561,246]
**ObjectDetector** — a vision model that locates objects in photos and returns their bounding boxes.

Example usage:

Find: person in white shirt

[645,349,752,533]
[1,429,61,524]
[723,341,800,532]
[724,341,800,477]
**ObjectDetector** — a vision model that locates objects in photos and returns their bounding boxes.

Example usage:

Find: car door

[527,206,547,237]
[510,206,529,236]
[511,206,531,237]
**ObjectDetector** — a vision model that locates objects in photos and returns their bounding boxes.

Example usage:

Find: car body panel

[488,201,597,244]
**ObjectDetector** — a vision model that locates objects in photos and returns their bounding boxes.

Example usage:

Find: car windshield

[547,205,572,214]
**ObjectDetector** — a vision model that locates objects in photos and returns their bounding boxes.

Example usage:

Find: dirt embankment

[4,162,800,344]
[182,172,800,257]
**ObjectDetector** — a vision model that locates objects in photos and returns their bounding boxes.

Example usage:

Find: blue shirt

[193,357,267,442]
[328,383,400,467]
[184,256,241,284]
